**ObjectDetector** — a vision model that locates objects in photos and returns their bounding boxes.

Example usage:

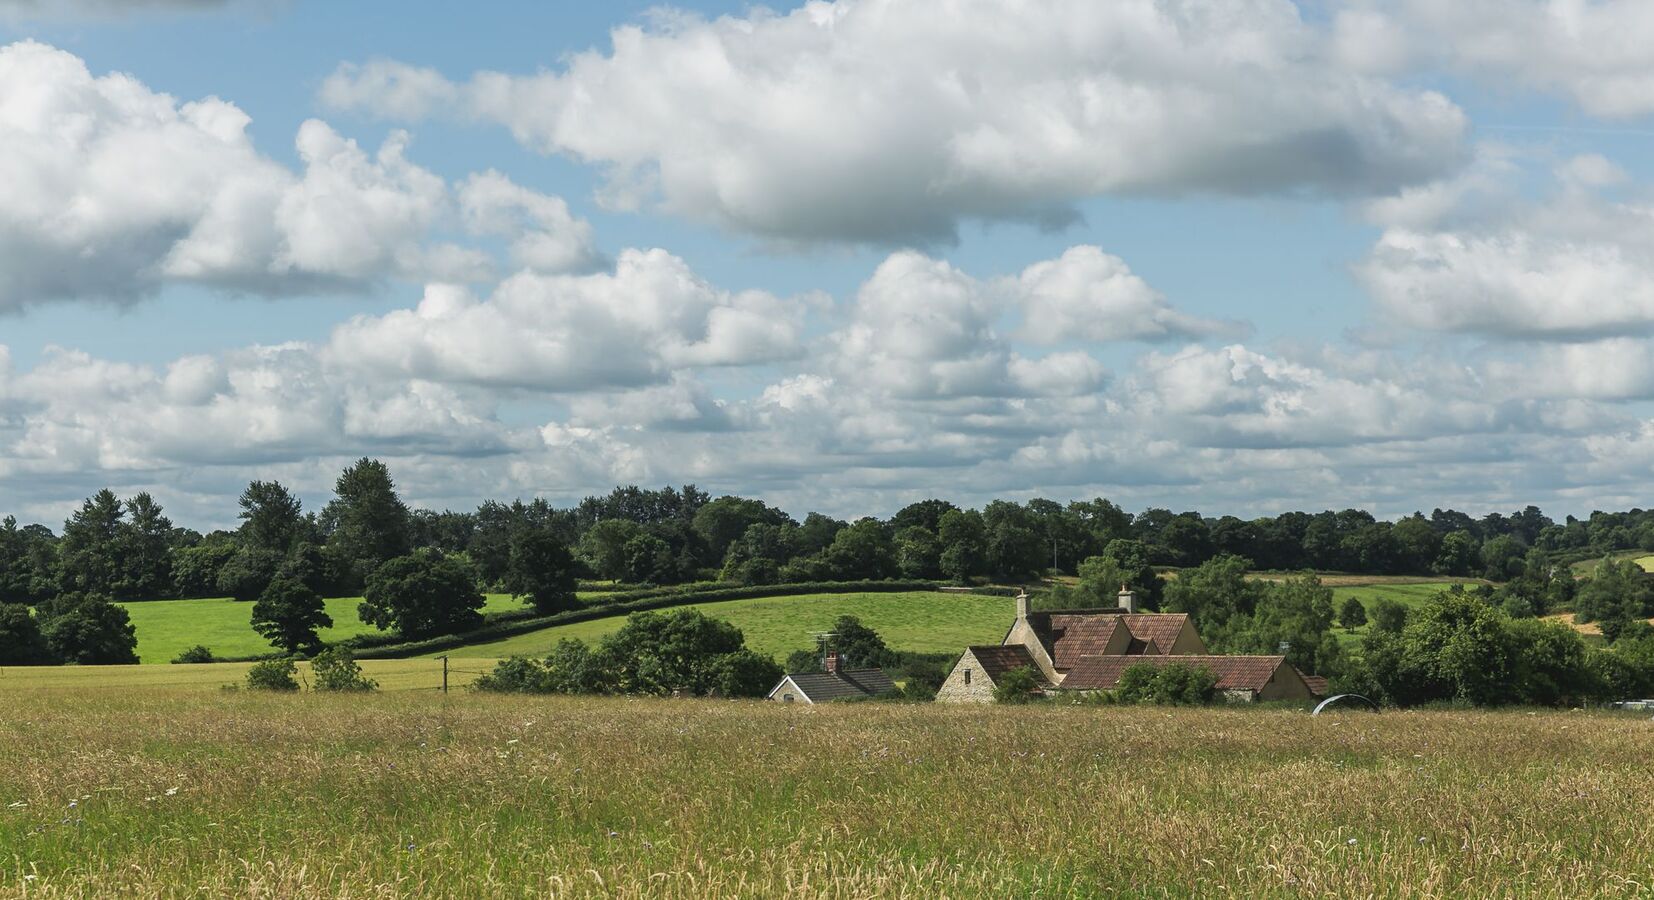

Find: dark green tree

[503,527,580,613]
[829,615,891,668]
[359,550,484,638]
[37,592,138,664]
[237,480,306,553]
[116,493,174,599]
[596,608,748,696]
[0,603,55,665]
[251,577,332,653]
[322,458,413,588]
[56,490,125,596]
[1339,596,1368,632]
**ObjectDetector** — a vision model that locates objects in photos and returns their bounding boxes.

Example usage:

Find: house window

[964,669,971,685]
[783,694,794,703]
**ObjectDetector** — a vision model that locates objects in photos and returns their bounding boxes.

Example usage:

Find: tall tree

[322,459,413,587]
[57,490,126,596]
[117,493,174,600]
[237,480,306,553]
[503,527,580,613]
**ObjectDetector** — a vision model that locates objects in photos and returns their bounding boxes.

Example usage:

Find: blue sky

[5,0,1654,529]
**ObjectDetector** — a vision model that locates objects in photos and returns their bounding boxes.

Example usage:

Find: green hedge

[347,580,939,660]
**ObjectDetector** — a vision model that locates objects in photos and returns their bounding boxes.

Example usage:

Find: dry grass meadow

[2,689,1653,898]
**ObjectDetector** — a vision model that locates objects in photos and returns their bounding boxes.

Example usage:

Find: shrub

[710,649,784,698]
[172,645,215,664]
[1114,662,1218,706]
[992,666,1042,704]
[310,647,378,692]
[898,659,948,701]
[474,656,553,694]
[246,658,299,692]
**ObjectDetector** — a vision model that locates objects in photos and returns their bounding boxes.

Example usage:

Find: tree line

[6,460,1654,668]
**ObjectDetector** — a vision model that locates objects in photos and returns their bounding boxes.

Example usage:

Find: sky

[6,0,1654,530]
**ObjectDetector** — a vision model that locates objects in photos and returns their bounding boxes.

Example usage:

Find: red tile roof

[1023,610,1191,668]
[1119,614,1192,655]
[1301,675,1329,697]
[1061,655,1291,693]
[966,645,1044,683]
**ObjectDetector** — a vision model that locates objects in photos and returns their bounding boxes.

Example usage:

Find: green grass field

[116,594,527,664]
[1326,582,1461,649]
[1568,552,1654,576]
[442,591,1013,662]
[1,693,1650,896]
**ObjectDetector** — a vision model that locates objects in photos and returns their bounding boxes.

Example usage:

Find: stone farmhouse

[767,650,895,704]
[936,587,1325,703]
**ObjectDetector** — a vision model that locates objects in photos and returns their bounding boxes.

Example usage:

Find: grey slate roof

[779,668,896,702]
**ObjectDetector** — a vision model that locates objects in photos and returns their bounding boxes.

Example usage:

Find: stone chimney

[1117,583,1136,613]
[824,649,841,675]
[1015,589,1029,621]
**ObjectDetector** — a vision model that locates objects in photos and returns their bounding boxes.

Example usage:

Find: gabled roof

[1060,654,1291,693]
[1301,675,1329,697]
[775,668,895,702]
[1119,614,1192,655]
[965,644,1043,683]
[1021,609,1191,669]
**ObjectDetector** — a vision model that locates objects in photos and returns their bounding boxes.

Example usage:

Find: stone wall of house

[935,650,997,704]
[1257,666,1315,702]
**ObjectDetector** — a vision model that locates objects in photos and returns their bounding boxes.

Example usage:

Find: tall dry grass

[1,693,1651,897]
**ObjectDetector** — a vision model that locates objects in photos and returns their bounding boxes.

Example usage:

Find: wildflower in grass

[1347,838,1358,845]
[165,787,178,796]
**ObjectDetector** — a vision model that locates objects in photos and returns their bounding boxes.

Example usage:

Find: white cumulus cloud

[320,0,1468,244]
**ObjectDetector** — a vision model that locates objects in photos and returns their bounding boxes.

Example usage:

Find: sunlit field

[1,693,1651,897]
[445,590,1011,661]
[114,594,527,663]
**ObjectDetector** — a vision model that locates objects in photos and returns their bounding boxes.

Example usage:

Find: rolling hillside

[440,590,1015,662]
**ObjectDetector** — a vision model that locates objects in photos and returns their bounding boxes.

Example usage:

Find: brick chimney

[824,650,840,675]
[1117,583,1136,613]
[1015,589,1029,622]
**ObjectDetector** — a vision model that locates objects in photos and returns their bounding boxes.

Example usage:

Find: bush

[992,666,1042,704]
[172,645,215,664]
[246,658,299,692]
[1114,662,1218,706]
[474,656,553,694]
[710,649,784,698]
[310,647,377,692]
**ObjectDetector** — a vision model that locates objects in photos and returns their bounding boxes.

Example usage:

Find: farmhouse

[936,587,1323,703]
[767,651,895,704]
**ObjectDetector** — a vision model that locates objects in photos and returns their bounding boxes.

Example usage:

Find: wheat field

[2,692,1651,898]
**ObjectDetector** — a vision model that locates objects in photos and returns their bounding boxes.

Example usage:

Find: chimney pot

[1117,584,1136,613]
[1015,589,1029,621]
[824,650,840,675]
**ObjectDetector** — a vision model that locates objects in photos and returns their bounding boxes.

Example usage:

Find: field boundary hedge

[344,580,940,660]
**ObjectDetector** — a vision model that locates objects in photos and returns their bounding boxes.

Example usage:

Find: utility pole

[439,655,449,694]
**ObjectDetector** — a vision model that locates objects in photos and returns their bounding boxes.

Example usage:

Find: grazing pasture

[444,590,1011,661]
[1324,582,1463,647]
[114,595,525,663]
[1,693,1650,897]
